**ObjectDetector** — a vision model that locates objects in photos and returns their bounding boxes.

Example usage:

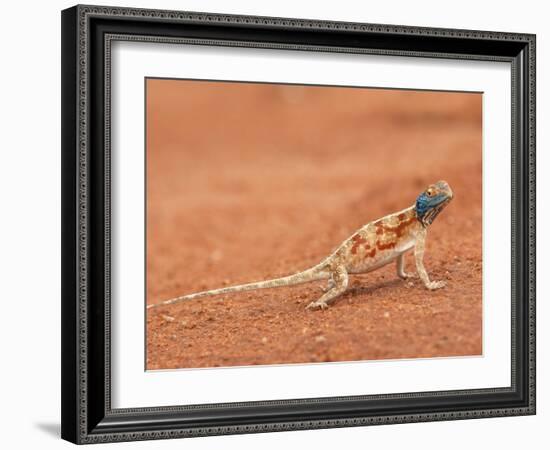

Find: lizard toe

[306,301,328,310]
[427,280,446,290]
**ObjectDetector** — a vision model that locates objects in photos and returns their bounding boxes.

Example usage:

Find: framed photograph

[61,4,536,444]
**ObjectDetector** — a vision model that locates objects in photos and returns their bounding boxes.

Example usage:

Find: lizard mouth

[422,197,451,226]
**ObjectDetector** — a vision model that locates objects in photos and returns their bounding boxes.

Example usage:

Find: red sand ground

[146,80,482,370]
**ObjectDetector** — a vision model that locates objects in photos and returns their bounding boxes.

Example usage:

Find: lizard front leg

[414,228,445,290]
[396,254,415,280]
[307,266,348,310]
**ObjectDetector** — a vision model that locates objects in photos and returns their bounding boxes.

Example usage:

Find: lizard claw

[426,280,446,290]
[306,301,329,310]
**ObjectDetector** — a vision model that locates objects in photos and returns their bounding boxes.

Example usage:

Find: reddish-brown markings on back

[394,216,417,237]
[377,215,417,238]
[373,212,418,252]
[350,211,417,261]
[351,234,367,255]
[376,240,397,251]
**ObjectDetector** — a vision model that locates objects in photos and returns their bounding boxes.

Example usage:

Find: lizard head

[415,180,453,226]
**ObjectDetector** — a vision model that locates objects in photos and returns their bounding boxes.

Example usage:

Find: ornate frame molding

[61,5,536,444]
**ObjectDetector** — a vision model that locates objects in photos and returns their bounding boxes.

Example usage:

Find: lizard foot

[426,280,446,290]
[398,272,416,280]
[306,300,329,310]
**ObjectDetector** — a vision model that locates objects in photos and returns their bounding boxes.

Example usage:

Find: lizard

[147,180,453,311]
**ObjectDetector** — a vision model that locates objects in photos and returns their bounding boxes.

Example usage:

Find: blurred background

[146,79,482,369]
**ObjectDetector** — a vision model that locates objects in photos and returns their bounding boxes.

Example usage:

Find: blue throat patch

[415,194,429,218]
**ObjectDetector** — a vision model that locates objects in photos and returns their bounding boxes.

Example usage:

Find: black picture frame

[61,4,536,444]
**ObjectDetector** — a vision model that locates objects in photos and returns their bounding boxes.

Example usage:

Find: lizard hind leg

[320,278,335,293]
[396,254,415,280]
[306,266,349,310]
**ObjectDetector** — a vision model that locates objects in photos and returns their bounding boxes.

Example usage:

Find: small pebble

[383,312,390,318]
[161,314,175,322]
[315,335,326,343]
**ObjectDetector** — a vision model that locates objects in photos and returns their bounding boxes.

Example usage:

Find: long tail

[147,263,328,309]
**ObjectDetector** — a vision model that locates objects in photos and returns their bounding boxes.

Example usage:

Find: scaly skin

[148,180,453,310]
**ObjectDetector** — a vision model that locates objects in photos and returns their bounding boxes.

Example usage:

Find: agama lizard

[148,180,453,310]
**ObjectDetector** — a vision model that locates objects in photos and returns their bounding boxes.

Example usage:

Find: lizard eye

[426,189,434,197]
